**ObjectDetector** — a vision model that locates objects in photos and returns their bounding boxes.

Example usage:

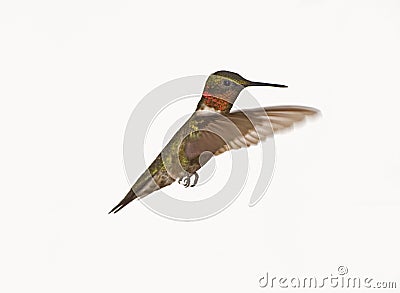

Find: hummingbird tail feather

[108,188,137,214]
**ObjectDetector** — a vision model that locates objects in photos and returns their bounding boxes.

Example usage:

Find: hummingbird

[109,71,319,214]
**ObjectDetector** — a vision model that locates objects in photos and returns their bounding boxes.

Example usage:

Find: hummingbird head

[197,70,287,113]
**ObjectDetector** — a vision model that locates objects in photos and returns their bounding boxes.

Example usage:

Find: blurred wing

[184,106,320,159]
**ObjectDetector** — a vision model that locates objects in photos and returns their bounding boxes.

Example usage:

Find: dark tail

[108,188,138,214]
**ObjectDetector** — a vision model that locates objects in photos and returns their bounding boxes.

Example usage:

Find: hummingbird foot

[178,172,199,188]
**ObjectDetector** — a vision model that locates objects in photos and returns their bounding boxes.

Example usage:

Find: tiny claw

[183,176,190,188]
[190,172,199,187]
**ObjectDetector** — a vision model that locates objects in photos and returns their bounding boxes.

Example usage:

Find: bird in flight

[109,71,319,213]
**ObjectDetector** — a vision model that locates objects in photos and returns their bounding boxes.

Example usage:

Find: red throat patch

[202,93,229,111]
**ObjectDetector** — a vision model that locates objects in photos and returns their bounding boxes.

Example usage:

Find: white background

[1,0,399,292]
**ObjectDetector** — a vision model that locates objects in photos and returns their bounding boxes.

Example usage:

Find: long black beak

[245,80,288,88]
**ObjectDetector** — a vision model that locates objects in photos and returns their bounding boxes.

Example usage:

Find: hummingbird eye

[223,80,231,86]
